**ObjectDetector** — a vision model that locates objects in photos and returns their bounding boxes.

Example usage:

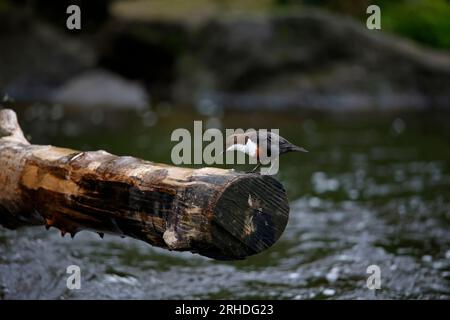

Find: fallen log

[0,109,289,260]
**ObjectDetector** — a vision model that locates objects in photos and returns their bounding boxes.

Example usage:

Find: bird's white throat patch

[226,139,258,157]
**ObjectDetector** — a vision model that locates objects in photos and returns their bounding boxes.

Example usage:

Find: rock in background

[1,3,450,111]
[172,11,450,111]
[51,69,149,110]
[96,10,450,111]
[0,7,96,102]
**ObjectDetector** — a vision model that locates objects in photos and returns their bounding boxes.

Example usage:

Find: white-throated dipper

[225,130,308,172]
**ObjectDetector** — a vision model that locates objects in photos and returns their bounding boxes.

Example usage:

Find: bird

[224,130,308,173]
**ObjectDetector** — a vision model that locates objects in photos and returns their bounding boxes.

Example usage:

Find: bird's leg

[249,163,262,173]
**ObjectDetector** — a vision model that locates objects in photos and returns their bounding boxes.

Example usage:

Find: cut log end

[206,174,289,260]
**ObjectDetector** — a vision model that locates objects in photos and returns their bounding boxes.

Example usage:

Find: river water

[1,105,449,299]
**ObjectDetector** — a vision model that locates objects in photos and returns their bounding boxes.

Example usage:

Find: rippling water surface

[1,106,449,299]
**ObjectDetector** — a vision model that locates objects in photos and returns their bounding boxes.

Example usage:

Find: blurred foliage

[381,0,450,50]
[0,0,10,13]
[278,0,450,51]
[112,0,450,51]
[0,0,17,17]
[281,0,371,16]
[111,0,273,22]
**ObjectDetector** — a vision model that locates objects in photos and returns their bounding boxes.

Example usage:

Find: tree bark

[0,109,289,260]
